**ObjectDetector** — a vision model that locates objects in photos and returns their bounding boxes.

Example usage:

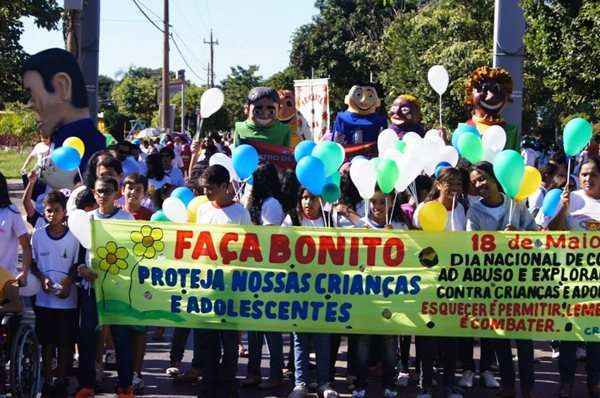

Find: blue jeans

[293,333,331,387]
[196,329,238,398]
[247,331,283,379]
[110,325,134,389]
[354,334,397,389]
[77,288,98,389]
[559,341,600,386]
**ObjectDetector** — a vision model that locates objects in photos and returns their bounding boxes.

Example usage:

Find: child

[160,146,185,187]
[31,191,80,396]
[146,153,171,191]
[195,165,251,398]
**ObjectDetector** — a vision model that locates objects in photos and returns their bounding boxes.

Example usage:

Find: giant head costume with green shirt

[245,87,280,128]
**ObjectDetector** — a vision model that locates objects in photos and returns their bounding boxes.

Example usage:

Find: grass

[0,148,29,179]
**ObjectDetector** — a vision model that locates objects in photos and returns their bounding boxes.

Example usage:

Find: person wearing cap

[233,87,291,147]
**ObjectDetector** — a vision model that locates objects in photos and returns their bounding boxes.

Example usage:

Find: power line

[170,33,206,83]
[130,0,163,32]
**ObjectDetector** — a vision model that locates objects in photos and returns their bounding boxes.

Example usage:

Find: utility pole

[204,29,218,87]
[178,69,185,134]
[79,0,100,125]
[161,0,170,131]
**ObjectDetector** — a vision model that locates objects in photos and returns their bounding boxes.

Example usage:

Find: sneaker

[416,388,433,398]
[481,370,500,388]
[288,385,308,398]
[132,373,144,392]
[551,348,560,359]
[165,361,181,377]
[576,346,586,361]
[458,370,474,388]
[104,350,116,367]
[258,378,282,389]
[351,389,366,398]
[319,383,339,398]
[384,388,398,398]
[396,371,410,387]
[116,386,134,398]
[74,387,95,398]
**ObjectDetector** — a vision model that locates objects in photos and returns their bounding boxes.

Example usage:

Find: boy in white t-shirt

[196,165,251,398]
[31,190,80,396]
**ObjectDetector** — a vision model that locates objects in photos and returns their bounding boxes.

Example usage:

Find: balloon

[295,155,326,195]
[171,187,195,206]
[187,195,208,223]
[68,209,91,249]
[457,133,484,164]
[376,158,399,194]
[294,140,316,162]
[395,140,406,153]
[483,147,500,163]
[424,129,445,147]
[427,65,450,96]
[150,209,170,222]
[350,158,377,200]
[162,197,188,223]
[132,139,141,146]
[209,153,238,181]
[418,201,448,231]
[232,144,259,180]
[434,162,452,178]
[200,87,225,119]
[63,136,85,157]
[541,188,563,218]
[321,183,341,203]
[563,117,593,156]
[51,146,81,172]
[122,156,141,176]
[421,136,445,176]
[351,155,367,165]
[326,171,341,187]
[451,124,479,148]
[312,141,345,177]
[438,146,459,167]
[392,151,422,193]
[377,129,399,156]
[402,132,422,149]
[19,273,41,297]
[482,125,507,152]
[515,166,542,201]
[493,150,525,198]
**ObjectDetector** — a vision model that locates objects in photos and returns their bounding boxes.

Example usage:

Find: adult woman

[549,155,600,398]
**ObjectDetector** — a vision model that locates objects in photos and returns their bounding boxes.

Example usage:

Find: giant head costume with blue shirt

[344,83,381,116]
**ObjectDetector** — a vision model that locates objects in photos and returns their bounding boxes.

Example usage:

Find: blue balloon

[171,187,194,206]
[150,210,169,222]
[132,139,141,146]
[434,161,452,178]
[232,144,259,180]
[51,146,81,171]
[451,124,480,148]
[294,140,316,162]
[541,188,563,218]
[122,156,141,176]
[295,155,326,195]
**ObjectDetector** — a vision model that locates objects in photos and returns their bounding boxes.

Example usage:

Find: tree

[98,75,116,111]
[111,75,158,124]
[0,1,62,107]
[0,102,39,147]
[263,66,303,91]
[220,65,263,129]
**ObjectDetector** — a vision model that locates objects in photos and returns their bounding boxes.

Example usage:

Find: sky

[20,0,318,85]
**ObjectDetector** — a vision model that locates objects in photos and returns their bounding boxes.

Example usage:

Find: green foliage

[263,66,303,91]
[0,149,28,179]
[220,65,262,129]
[0,102,39,146]
[102,108,128,141]
[98,75,116,112]
[0,1,62,106]
[111,75,158,124]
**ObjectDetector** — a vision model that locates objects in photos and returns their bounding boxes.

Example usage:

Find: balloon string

[451,194,456,231]
[385,196,389,226]
[391,193,398,227]
[438,95,443,129]
[411,181,419,205]
[364,199,368,221]
[508,198,514,227]
[565,157,572,190]
[319,198,328,228]
[77,167,83,184]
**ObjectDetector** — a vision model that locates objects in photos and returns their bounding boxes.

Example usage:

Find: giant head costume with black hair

[464,66,519,150]
[332,82,387,145]
[22,48,106,185]
[388,94,425,138]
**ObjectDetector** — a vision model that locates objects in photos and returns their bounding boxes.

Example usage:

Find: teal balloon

[294,140,316,162]
[51,146,81,171]
[312,141,344,177]
[376,158,399,194]
[232,144,259,180]
[326,171,341,187]
[493,150,525,198]
[321,183,341,203]
[171,187,194,206]
[563,118,593,156]
[457,133,484,164]
[150,210,169,222]
[452,124,480,148]
[295,155,326,195]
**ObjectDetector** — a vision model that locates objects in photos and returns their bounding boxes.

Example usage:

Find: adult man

[22,48,106,171]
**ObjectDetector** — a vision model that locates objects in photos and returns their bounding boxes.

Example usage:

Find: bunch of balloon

[51,136,85,179]
[161,187,194,223]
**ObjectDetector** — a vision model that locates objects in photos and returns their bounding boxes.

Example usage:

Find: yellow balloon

[187,195,208,223]
[515,166,542,202]
[418,201,448,232]
[63,136,85,157]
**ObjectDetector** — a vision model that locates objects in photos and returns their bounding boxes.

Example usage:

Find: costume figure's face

[277,90,296,123]
[345,85,380,115]
[249,98,278,127]
[23,71,66,136]
[388,97,418,126]
[472,78,507,115]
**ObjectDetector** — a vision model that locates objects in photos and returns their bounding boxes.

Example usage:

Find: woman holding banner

[548,155,600,398]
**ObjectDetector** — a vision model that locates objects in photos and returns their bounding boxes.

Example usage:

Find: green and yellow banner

[91,220,600,341]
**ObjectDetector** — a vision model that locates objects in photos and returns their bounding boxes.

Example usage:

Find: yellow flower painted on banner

[130,225,164,259]
[96,241,129,274]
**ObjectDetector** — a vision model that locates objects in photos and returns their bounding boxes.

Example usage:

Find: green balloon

[563,117,593,156]
[395,140,406,153]
[312,141,345,177]
[376,158,399,194]
[493,150,524,198]
[326,171,341,187]
[321,183,341,203]
[457,133,484,164]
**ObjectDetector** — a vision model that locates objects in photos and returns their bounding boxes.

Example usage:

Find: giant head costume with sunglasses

[464,66,519,150]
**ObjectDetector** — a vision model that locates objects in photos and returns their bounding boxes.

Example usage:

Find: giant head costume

[388,94,424,137]
[277,89,296,124]
[344,84,381,116]
[245,87,280,128]
[465,66,513,124]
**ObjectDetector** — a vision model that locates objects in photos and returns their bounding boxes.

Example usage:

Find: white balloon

[424,129,446,147]
[162,197,188,223]
[402,132,422,149]
[200,88,225,119]
[381,148,402,160]
[482,125,507,152]
[393,152,421,193]
[438,146,459,167]
[68,209,92,249]
[350,159,376,200]
[209,153,239,181]
[19,273,41,297]
[483,147,500,163]
[427,65,450,96]
[377,128,399,156]
[420,137,444,176]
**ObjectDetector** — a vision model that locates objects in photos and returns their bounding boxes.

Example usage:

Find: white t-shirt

[148,176,172,191]
[196,202,251,225]
[413,201,466,231]
[282,214,326,228]
[259,197,285,226]
[31,227,80,309]
[30,142,50,167]
[0,206,29,275]
[566,190,600,231]
[362,216,408,230]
